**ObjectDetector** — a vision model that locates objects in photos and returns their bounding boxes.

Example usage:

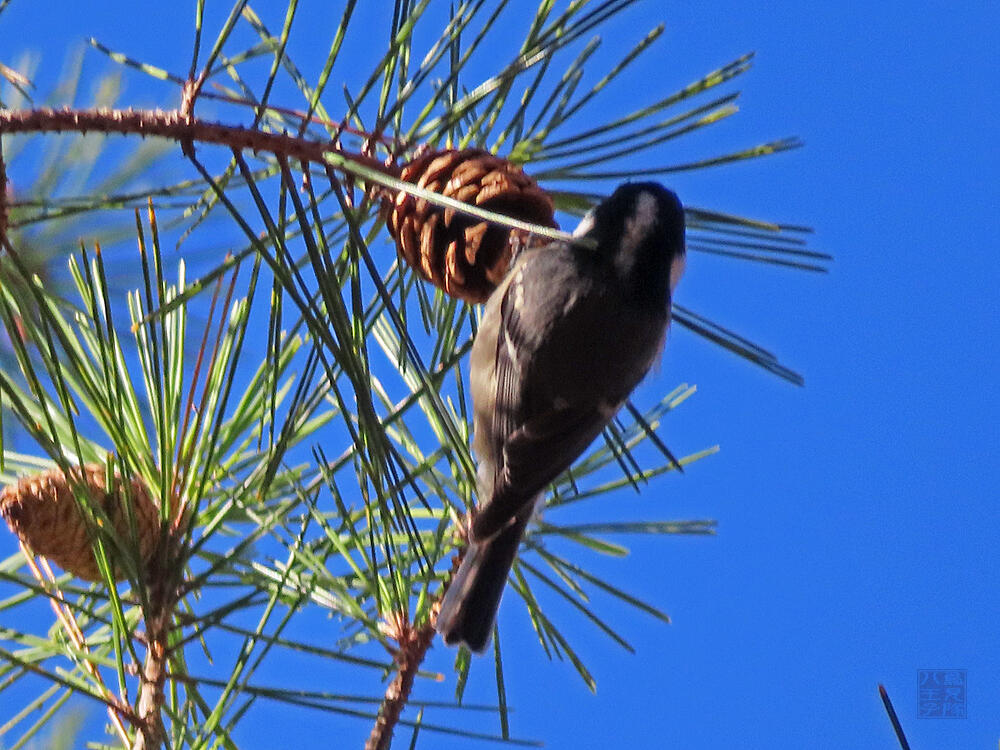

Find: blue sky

[1,2,997,749]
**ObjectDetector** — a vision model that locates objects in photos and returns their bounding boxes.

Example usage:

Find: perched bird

[436,182,687,652]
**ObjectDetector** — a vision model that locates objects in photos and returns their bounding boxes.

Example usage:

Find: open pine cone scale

[383,148,557,303]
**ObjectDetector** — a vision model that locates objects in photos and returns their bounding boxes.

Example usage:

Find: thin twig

[878,684,911,750]
[22,545,134,746]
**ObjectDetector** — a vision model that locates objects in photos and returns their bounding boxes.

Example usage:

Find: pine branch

[0,107,389,174]
[133,605,168,750]
[365,617,437,750]
[366,545,464,750]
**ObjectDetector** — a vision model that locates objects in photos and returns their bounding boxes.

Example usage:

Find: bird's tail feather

[436,512,530,653]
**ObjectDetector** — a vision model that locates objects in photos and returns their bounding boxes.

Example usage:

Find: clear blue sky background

[1,2,997,749]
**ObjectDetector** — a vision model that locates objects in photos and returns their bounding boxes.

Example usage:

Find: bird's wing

[471,403,612,540]
[493,276,527,419]
[472,409,609,539]
[472,248,613,541]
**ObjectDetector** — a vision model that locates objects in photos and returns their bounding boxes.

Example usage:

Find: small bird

[436,182,687,652]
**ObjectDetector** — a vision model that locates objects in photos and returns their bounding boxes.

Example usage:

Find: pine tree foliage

[0,2,825,747]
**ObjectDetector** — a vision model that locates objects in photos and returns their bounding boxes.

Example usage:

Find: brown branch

[0,107,395,174]
[132,551,184,750]
[364,616,438,750]
[133,607,169,750]
[365,549,465,750]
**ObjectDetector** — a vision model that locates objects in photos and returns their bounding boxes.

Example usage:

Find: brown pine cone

[383,148,556,303]
[0,464,160,582]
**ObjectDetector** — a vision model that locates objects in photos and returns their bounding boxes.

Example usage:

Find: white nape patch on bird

[615,192,659,276]
[572,210,595,238]
[669,252,687,293]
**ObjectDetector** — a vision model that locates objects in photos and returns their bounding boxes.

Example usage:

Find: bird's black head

[574,182,686,308]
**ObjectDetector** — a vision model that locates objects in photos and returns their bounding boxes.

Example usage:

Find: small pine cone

[383,148,556,303]
[0,464,160,582]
